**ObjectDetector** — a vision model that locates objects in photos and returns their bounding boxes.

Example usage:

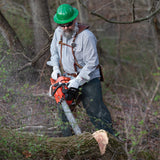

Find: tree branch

[15,52,32,61]
[131,0,136,21]
[80,0,160,24]
[18,34,53,72]
[0,55,6,65]
[1,0,31,19]
[18,62,32,72]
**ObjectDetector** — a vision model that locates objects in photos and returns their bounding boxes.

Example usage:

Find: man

[47,4,114,136]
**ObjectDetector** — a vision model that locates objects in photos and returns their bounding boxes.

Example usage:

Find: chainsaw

[49,76,82,135]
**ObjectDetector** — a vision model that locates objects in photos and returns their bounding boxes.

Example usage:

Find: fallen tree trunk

[0,129,127,160]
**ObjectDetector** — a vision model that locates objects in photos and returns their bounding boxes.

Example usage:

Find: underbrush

[0,34,159,159]
[100,37,160,159]
[0,47,93,136]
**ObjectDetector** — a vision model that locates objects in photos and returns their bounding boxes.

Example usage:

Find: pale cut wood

[93,129,109,155]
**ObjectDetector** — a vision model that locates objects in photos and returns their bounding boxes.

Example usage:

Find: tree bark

[29,0,52,69]
[0,129,128,160]
[0,10,24,52]
[76,0,88,24]
[148,0,160,65]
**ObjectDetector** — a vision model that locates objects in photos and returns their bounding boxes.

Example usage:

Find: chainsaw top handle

[52,82,68,96]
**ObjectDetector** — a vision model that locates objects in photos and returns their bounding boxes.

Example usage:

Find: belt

[66,72,78,77]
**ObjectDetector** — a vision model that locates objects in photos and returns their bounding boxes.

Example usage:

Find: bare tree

[0,0,53,71]
[0,10,24,52]
[76,0,88,24]
[148,0,160,64]
[113,0,122,83]
[81,0,160,24]
[29,0,52,68]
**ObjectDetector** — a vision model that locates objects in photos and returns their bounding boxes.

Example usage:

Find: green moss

[137,150,156,160]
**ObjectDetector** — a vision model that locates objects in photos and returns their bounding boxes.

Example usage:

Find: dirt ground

[0,78,159,159]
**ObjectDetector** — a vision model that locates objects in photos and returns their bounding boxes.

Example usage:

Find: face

[59,19,77,39]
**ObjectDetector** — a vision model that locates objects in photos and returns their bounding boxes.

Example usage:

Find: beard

[62,24,79,40]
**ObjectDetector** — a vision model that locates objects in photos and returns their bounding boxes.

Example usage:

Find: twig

[80,0,160,24]
[18,62,32,72]
[131,0,136,21]
[32,92,53,99]
[14,52,31,61]
[94,2,113,13]
[0,56,6,65]
[148,81,160,107]
[15,125,47,131]
[18,35,52,72]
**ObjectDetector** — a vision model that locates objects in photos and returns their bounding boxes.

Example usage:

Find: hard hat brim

[54,8,79,24]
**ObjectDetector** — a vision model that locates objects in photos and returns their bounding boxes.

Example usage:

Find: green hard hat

[54,4,79,24]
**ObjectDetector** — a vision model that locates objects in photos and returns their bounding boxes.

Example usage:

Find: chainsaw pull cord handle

[49,74,63,97]
[49,84,54,97]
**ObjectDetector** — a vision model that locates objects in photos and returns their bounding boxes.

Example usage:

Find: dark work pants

[58,78,114,136]
[81,78,114,134]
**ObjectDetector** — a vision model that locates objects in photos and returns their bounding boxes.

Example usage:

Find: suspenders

[58,23,104,81]
[59,23,89,73]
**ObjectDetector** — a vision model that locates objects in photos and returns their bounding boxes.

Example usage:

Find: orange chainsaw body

[50,76,73,105]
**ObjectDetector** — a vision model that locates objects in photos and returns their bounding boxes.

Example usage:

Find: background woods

[0,0,160,159]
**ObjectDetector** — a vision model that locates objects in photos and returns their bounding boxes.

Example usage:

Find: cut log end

[92,129,108,155]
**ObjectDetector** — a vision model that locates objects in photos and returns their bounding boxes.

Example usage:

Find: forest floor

[0,53,159,159]
[105,91,160,159]
[0,77,159,159]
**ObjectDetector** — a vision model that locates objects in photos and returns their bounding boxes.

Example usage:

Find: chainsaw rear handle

[52,82,79,102]
[63,87,79,101]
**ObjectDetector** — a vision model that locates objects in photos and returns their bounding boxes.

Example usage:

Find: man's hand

[68,78,80,89]
[51,66,61,80]
[64,87,79,101]
[68,75,87,89]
